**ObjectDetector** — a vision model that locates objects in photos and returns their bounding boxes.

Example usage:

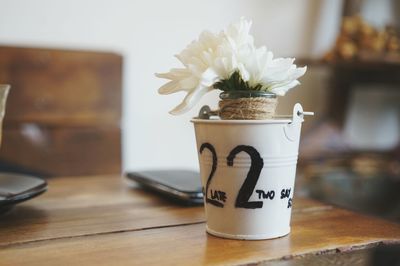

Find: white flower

[240,47,307,96]
[156,17,306,115]
[156,31,223,115]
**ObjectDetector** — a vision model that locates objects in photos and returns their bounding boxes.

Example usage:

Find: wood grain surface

[0,46,122,125]
[0,46,122,176]
[1,175,400,266]
[0,127,121,176]
[0,175,322,247]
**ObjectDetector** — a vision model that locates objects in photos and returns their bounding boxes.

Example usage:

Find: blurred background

[0,0,399,220]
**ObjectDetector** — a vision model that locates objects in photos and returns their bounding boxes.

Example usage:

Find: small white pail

[192,103,311,240]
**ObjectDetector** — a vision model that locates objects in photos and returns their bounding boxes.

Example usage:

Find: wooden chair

[0,46,122,177]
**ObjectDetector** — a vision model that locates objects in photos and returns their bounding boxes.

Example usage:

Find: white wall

[0,0,342,171]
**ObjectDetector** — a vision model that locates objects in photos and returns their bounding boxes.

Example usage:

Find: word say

[210,190,227,202]
[280,188,291,199]
[255,190,275,200]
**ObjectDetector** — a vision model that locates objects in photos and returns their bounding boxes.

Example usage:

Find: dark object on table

[0,172,47,214]
[126,170,203,205]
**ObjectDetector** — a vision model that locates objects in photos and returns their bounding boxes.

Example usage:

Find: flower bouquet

[157,18,306,119]
[157,18,312,240]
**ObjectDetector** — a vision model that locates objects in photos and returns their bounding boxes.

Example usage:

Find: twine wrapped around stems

[219,97,278,120]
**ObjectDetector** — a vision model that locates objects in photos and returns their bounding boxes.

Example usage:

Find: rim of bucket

[191,118,292,124]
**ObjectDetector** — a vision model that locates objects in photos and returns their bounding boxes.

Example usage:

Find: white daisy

[156,17,306,115]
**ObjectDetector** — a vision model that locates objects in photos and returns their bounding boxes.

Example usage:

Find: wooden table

[1,175,399,265]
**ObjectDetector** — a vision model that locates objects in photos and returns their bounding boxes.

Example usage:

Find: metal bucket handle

[284,103,314,142]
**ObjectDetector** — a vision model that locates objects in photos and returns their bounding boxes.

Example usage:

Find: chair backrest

[0,46,122,177]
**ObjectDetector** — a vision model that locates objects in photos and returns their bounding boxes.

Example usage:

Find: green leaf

[213,70,265,92]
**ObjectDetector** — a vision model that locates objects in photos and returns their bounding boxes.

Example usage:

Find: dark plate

[0,173,47,214]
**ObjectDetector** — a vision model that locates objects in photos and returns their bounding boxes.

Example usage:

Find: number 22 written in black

[200,143,264,209]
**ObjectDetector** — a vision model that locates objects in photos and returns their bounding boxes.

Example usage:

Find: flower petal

[200,68,219,87]
[169,85,212,115]
[269,80,300,96]
[158,80,187,94]
[155,68,191,80]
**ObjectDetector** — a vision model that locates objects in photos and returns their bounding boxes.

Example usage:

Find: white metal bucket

[191,103,309,240]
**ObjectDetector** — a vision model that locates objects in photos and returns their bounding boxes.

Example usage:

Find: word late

[210,190,227,202]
